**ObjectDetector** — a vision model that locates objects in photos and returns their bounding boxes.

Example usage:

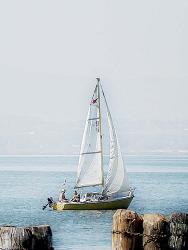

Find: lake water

[0,155,187,250]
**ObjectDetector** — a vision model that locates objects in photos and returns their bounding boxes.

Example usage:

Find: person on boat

[98,194,108,201]
[59,189,68,202]
[71,190,80,202]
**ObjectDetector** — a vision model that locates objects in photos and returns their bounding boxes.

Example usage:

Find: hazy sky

[0,0,188,123]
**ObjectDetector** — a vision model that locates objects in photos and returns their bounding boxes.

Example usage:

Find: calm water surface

[0,155,187,250]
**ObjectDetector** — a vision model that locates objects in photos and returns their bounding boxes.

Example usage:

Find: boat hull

[52,196,133,211]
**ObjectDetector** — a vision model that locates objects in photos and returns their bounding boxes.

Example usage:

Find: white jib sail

[102,91,130,197]
[75,85,103,188]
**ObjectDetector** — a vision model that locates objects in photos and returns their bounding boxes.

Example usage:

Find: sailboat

[53,78,134,211]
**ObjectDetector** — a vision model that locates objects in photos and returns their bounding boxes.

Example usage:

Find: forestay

[75,85,103,188]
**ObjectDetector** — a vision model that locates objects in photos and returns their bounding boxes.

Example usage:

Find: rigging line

[90,84,98,101]
[99,81,110,112]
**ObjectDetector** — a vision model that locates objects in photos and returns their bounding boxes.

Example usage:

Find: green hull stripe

[53,197,133,211]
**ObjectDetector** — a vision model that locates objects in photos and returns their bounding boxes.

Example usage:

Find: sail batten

[81,151,101,155]
[88,117,100,121]
[75,183,103,189]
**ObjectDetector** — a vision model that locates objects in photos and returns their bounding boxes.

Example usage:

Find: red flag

[91,98,98,104]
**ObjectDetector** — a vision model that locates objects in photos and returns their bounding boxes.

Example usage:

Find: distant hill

[0,115,188,155]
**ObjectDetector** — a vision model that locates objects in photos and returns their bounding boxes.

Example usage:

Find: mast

[96,77,104,186]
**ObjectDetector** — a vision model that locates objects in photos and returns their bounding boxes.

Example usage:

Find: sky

[0,0,187,154]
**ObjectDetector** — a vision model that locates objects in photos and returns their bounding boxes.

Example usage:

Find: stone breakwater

[0,225,53,250]
[112,210,188,250]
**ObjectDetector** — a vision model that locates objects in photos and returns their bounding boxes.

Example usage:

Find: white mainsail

[101,87,130,197]
[75,84,103,188]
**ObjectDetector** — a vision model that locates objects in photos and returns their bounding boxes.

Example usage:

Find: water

[0,155,187,250]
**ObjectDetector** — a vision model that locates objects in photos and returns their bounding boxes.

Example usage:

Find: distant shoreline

[0,152,188,157]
